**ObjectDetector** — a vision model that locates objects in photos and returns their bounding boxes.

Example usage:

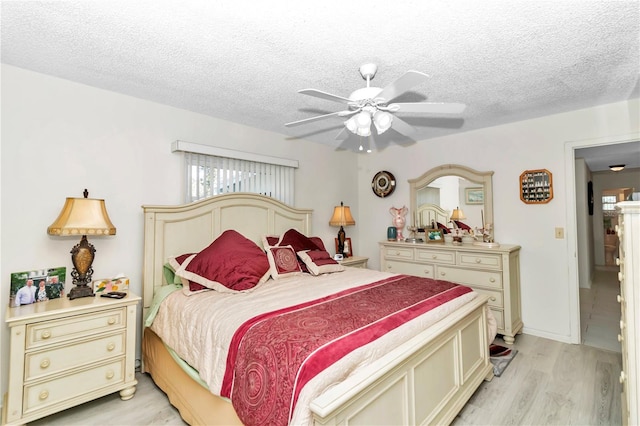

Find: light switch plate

[555,227,564,239]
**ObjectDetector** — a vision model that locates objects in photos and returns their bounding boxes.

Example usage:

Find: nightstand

[339,256,369,268]
[3,292,140,426]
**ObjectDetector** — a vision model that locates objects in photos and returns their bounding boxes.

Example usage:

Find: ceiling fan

[285,63,466,143]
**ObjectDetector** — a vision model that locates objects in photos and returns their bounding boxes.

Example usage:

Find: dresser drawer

[384,246,414,260]
[457,251,502,270]
[23,358,125,415]
[470,288,503,308]
[437,267,503,289]
[415,248,455,265]
[26,308,125,350]
[25,331,126,381]
[384,260,434,278]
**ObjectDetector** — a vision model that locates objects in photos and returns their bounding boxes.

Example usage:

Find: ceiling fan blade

[392,102,467,114]
[298,89,352,104]
[285,111,347,127]
[376,70,430,101]
[390,116,417,137]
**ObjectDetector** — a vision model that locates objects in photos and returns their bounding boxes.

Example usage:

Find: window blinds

[185,152,295,205]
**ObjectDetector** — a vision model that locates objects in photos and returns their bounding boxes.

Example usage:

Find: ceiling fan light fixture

[609,164,625,172]
[373,111,393,134]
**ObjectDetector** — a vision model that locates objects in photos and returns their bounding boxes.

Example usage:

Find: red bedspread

[221,274,472,425]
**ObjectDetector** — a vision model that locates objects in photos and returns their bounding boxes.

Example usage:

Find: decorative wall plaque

[520,169,553,204]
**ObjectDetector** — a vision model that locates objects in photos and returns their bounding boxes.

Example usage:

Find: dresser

[616,201,639,426]
[380,241,522,343]
[3,292,140,425]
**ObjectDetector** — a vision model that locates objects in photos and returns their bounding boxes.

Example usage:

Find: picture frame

[9,267,66,307]
[335,237,353,257]
[426,228,444,243]
[520,169,553,204]
[465,187,484,205]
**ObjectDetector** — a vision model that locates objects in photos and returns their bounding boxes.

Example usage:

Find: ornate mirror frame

[409,164,494,231]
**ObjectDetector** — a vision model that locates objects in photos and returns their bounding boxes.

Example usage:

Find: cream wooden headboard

[417,203,450,228]
[141,193,312,314]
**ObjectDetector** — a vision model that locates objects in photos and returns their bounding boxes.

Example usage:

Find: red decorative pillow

[297,250,345,276]
[263,233,326,252]
[436,222,451,234]
[167,253,210,293]
[176,230,270,293]
[266,245,302,279]
[454,220,472,231]
[277,229,322,252]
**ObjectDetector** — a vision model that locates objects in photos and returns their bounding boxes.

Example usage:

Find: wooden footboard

[310,295,492,425]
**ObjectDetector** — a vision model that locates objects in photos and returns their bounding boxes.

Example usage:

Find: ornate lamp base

[69,235,96,299]
[68,284,94,300]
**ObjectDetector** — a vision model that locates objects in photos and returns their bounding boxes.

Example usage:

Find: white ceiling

[1,1,639,165]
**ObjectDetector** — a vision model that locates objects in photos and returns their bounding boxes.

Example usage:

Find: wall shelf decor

[520,169,553,204]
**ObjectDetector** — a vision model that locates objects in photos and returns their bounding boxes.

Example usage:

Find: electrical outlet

[555,227,564,239]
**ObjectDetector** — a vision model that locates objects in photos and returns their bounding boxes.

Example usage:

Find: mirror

[409,164,494,232]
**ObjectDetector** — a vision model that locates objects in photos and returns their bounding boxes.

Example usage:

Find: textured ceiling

[1,1,639,163]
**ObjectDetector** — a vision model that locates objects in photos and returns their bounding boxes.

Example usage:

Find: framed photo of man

[9,267,66,307]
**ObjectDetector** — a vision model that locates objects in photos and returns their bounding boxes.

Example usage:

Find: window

[602,195,617,217]
[173,141,297,205]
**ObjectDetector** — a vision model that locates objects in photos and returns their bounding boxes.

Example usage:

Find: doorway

[565,134,640,345]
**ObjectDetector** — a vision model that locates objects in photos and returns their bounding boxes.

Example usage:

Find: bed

[141,193,494,425]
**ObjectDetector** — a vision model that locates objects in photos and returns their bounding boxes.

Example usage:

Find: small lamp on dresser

[329,201,355,257]
[47,189,116,299]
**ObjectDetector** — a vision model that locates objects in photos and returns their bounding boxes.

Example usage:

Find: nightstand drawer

[458,252,502,270]
[23,358,125,415]
[437,267,502,289]
[26,308,125,350]
[415,248,455,265]
[383,247,414,260]
[25,331,126,381]
[384,260,434,278]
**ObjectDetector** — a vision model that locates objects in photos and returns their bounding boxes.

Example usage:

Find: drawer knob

[395,251,400,256]
[432,255,437,259]
[41,330,51,339]
[620,320,625,330]
[489,277,496,283]
[106,370,115,380]
[423,270,430,275]
[39,390,49,400]
[475,258,481,263]
[107,342,116,351]
[618,334,624,342]
[616,257,620,266]
[490,296,497,301]
[40,358,50,369]
[620,371,626,384]
[617,294,623,303]
[440,271,446,276]
[618,272,623,282]
[108,317,116,325]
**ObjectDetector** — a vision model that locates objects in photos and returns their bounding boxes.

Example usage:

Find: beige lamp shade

[48,197,116,236]
[450,207,466,221]
[329,202,356,227]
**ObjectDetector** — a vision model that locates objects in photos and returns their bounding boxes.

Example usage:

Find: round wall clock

[371,171,396,198]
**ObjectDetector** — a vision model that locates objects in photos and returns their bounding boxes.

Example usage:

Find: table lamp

[329,201,355,257]
[450,206,466,226]
[47,189,116,299]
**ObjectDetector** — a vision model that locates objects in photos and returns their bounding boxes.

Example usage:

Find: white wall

[0,65,359,399]
[356,98,639,343]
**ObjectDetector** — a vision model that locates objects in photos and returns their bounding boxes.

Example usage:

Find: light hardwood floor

[580,267,622,353]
